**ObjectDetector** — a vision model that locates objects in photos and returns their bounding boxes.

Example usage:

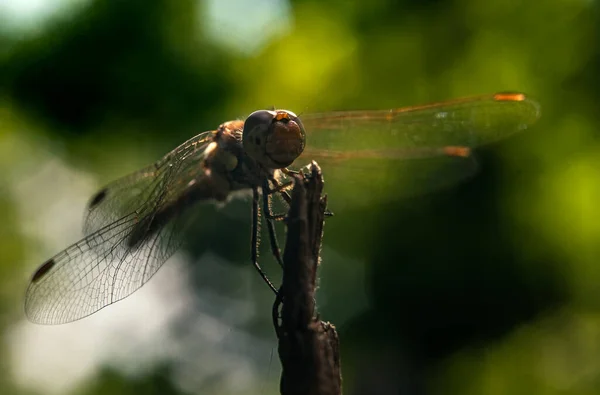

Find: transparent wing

[25,131,217,324]
[84,131,215,235]
[291,93,540,206]
[297,92,540,157]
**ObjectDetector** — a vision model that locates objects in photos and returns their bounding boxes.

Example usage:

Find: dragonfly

[24,92,540,325]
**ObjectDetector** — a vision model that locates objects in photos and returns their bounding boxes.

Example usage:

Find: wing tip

[493,92,527,102]
[443,146,471,158]
[494,91,541,121]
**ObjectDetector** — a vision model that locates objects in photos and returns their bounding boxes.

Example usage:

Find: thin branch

[273,162,342,395]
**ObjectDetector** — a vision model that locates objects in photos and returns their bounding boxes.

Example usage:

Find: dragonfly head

[242,109,306,169]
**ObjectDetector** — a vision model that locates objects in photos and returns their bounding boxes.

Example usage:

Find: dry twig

[273,162,342,395]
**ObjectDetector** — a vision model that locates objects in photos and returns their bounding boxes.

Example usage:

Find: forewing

[25,131,216,324]
[297,92,540,156]
[84,131,214,235]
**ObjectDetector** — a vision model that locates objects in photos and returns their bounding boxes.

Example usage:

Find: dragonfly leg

[267,176,293,207]
[272,284,284,337]
[269,175,334,218]
[266,213,287,221]
[266,178,293,221]
[252,187,278,293]
[262,182,285,268]
[266,179,294,195]
[281,168,300,176]
[264,176,292,220]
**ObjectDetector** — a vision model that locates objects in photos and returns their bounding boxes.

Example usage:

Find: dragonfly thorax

[242,109,306,169]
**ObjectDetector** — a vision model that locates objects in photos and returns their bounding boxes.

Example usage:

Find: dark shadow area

[3,0,233,139]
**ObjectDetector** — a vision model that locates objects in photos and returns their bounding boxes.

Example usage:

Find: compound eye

[243,109,306,169]
[242,110,276,164]
[265,112,305,167]
[243,110,275,144]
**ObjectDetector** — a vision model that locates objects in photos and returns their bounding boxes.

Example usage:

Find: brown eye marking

[275,112,290,121]
[89,188,107,208]
[264,116,306,167]
[31,259,56,283]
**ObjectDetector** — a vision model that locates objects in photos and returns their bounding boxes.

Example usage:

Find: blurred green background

[1,0,600,394]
